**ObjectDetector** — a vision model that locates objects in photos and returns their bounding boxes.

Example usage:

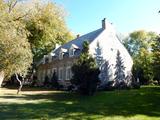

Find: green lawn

[0,86,160,120]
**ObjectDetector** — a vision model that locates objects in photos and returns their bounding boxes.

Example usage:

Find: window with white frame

[66,66,72,80]
[59,48,67,60]
[69,48,75,57]
[51,68,57,77]
[52,68,57,74]
[58,67,63,80]
[59,52,63,60]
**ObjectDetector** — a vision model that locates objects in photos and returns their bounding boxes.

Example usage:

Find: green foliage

[51,72,59,89]
[114,50,125,83]
[123,30,158,84]
[152,36,160,81]
[71,41,100,95]
[25,1,73,62]
[124,30,157,57]
[0,0,32,78]
[133,48,154,84]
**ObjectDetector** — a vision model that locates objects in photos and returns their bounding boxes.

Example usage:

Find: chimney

[77,34,80,38]
[102,18,106,29]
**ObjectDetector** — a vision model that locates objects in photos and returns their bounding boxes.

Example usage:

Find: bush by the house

[43,76,50,87]
[51,72,60,89]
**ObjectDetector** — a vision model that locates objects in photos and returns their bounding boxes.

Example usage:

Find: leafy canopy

[123,30,158,84]
[0,0,32,77]
[25,1,73,62]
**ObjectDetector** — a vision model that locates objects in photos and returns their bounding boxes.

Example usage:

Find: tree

[0,0,73,92]
[51,71,59,89]
[71,41,100,95]
[43,75,49,87]
[25,1,73,63]
[123,30,156,57]
[152,36,160,83]
[114,50,125,86]
[123,30,157,84]
[99,60,111,84]
[0,0,32,90]
[133,48,153,84]
[94,42,104,67]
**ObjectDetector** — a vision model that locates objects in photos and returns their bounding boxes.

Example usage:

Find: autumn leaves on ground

[0,86,160,120]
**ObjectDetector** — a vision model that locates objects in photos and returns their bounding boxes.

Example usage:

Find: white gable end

[89,19,133,82]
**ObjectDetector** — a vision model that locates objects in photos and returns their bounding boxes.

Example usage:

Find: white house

[37,18,133,87]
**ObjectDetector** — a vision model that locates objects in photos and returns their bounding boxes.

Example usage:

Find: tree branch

[8,0,18,13]
[15,73,24,94]
[13,9,31,21]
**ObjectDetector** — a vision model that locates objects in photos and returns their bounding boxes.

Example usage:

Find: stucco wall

[89,25,133,82]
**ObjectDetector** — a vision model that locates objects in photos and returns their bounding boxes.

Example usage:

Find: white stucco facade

[89,19,133,82]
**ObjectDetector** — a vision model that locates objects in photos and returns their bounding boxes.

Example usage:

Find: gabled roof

[70,44,79,49]
[60,48,67,53]
[53,28,104,55]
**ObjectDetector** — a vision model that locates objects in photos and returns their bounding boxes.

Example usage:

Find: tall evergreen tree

[99,60,111,84]
[51,71,59,89]
[71,41,100,95]
[94,42,104,67]
[114,50,125,84]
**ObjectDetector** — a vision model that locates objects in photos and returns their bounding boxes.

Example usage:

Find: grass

[0,86,160,120]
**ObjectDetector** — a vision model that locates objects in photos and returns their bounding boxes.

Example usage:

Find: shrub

[71,41,100,95]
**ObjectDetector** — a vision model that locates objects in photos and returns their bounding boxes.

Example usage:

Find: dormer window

[45,57,49,63]
[69,44,79,57]
[59,48,67,60]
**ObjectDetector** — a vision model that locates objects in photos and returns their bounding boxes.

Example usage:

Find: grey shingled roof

[53,28,104,55]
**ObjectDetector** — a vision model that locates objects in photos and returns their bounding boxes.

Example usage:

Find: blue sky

[53,0,160,35]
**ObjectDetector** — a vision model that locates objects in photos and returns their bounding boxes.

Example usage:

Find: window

[59,52,63,60]
[69,48,74,57]
[69,44,79,57]
[58,67,63,80]
[52,68,57,74]
[59,48,67,60]
[51,68,57,77]
[45,57,49,63]
[66,67,72,80]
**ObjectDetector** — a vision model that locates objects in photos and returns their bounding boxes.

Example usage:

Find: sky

[53,0,160,35]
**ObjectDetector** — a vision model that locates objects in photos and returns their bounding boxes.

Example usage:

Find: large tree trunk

[0,71,5,87]
[15,74,24,94]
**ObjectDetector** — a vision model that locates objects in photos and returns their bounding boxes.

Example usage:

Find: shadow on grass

[0,86,160,119]
[4,85,55,91]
